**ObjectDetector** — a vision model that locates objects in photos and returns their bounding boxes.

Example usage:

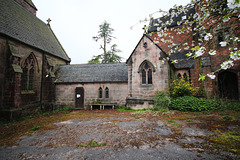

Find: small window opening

[143,42,148,48]
[177,73,181,79]
[105,87,109,98]
[99,87,103,98]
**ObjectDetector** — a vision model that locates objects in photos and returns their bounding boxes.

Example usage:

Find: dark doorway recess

[218,71,239,100]
[75,87,84,109]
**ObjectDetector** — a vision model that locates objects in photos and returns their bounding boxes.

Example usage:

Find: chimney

[15,0,37,15]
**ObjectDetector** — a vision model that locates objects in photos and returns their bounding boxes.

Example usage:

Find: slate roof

[170,50,195,69]
[148,6,195,33]
[0,0,70,62]
[55,63,128,83]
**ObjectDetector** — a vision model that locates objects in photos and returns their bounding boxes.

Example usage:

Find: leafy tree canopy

[142,0,240,80]
[89,21,122,64]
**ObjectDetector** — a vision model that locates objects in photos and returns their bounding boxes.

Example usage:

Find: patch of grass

[214,145,222,150]
[194,112,201,116]
[168,120,180,127]
[31,125,40,131]
[130,110,160,116]
[221,101,240,111]
[210,131,240,155]
[116,106,132,112]
[77,141,106,148]
[135,116,140,119]
[186,119,193,122]
[202,111,210,115]
[151,108,170,113]
[219,113,228,116]
[222,116,233,121]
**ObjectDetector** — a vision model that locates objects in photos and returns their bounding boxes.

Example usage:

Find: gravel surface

[0,113,239,160]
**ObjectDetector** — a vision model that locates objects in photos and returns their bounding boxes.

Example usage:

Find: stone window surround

[98,86,110,99]
[21,53,36,93]
[105,87,109,99]
[138,60,156,85]
[176,71,189,81]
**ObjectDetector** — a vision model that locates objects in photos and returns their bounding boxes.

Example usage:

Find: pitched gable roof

[126,34,167,64]
[55,63,128,83]
[0,0,70,62]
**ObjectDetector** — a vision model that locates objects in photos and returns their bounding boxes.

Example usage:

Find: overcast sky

[33,0,191,64]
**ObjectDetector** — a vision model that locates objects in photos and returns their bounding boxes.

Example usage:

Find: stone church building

[0,0,239,119]
[0,0,70,119]
[54,4,240,109]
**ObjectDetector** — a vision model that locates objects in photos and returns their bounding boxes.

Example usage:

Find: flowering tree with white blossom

[144,0,240,82]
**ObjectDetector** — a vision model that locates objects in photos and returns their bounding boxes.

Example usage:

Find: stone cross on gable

[47,18,51,25]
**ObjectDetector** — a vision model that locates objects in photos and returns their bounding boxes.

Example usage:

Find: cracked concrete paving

[0,113,239,160]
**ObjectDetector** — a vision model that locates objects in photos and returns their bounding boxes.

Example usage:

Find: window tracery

[21,55,35,91]
[141,62,152,84]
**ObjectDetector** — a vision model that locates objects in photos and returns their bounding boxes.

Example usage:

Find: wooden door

[75,87,84,109]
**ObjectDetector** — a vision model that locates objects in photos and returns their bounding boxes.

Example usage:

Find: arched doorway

[218,71,239,100]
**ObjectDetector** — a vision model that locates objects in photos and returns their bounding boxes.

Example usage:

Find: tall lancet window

[141,62,152,84]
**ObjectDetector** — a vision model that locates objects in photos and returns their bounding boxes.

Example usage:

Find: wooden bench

[90,104,115,110]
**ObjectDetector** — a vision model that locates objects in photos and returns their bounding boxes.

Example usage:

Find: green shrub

[115,105,132,111]
[169,78,201,98]
[169,96,220,111]
[154,91,171,108]
[221,101,240,111]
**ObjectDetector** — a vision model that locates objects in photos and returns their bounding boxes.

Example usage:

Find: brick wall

[149,13,240,99]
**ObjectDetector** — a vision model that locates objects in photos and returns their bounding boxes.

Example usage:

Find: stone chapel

[0,0,239,120]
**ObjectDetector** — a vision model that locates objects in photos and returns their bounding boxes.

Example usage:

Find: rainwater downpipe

[40,53,45,112]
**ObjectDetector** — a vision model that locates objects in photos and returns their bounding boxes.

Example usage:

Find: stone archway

[218,71,239,100]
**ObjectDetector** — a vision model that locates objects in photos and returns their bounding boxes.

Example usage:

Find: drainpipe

[53,81,56,112]
[40,53,45,112]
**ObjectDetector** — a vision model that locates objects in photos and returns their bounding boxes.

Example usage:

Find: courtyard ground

[0,109,239,159]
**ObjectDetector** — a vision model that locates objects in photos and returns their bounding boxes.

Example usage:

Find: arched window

[21,55,35,91]
[105,87,109,98]
[141,62,153,84]
[99,87,103,98]
[177,73,181,79]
